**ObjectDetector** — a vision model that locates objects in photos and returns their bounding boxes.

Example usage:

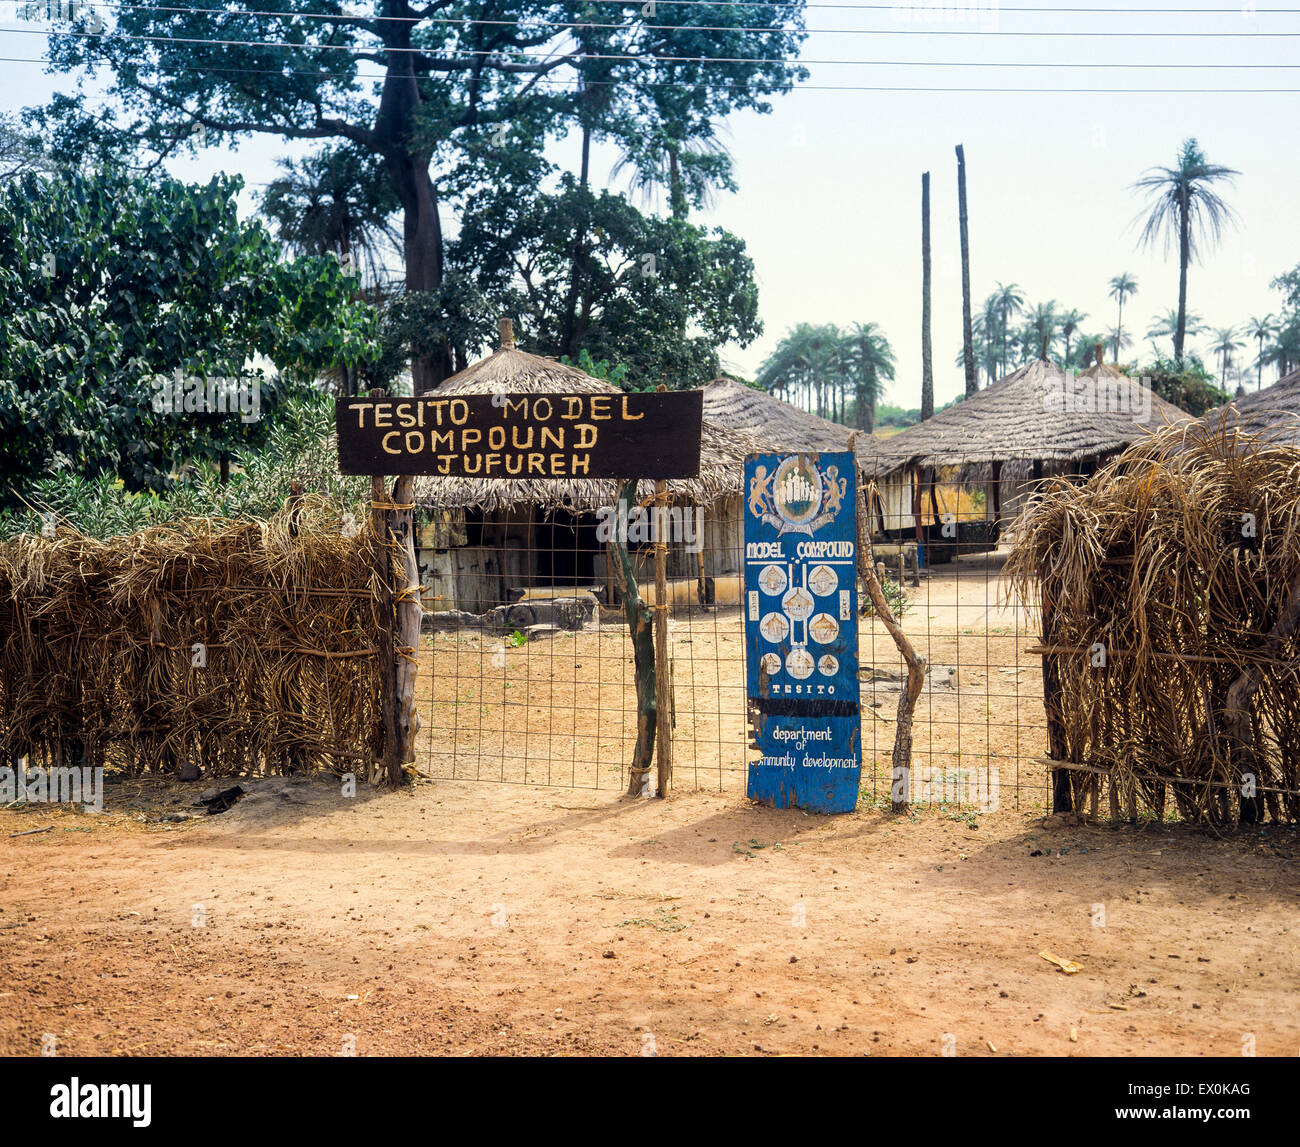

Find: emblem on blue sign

[744,452,861,814]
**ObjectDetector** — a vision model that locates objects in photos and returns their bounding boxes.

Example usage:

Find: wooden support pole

[368,388,398,787]
[613,479,656,795]
[852,441,926,814]
[653,475,672,799]
[389,474,422,783]
[1041,577,1073,814]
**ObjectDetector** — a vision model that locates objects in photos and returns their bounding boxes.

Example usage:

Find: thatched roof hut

[701,376,859,454]
[861,353,1186,559]
[869,354,1184,473]
[408,322,772,611]
[1202,366,1300,445]
[412,326,771,514]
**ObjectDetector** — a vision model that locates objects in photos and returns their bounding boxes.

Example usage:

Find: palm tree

[1146,308,1207,357]
[991,281,1025,376]
[1131,138,1239,364]
[1060,308,1088,366]
[846,322,895,433]
[1107,326,1133,364]
[1245,314,1277,391]
[1108,273,1139,361]
[1263,315,1300,379]
[1211,326,1243,389]
[757,323,846,420]
[1027,301,1059,361]
[261,145,400,284]
[1074,334,1110,370]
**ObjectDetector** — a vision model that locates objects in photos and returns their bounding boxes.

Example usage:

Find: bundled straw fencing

[1006,418,1300,825]
[0,496,382,779]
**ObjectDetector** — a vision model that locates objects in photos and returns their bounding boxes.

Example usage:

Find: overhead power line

[6,23,1300,64]
[4,54,1299,94]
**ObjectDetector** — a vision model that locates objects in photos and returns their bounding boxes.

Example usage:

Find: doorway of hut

[536,508,600,590]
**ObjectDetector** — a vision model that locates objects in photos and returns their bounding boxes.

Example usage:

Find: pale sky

[3,1,1298,410]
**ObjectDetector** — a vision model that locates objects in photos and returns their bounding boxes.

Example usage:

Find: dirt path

[2,777,1297,1056]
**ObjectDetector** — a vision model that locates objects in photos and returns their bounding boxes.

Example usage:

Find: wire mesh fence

[412,475,1052,811]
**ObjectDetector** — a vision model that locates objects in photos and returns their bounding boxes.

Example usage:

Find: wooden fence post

[388,474,421,783]
[368,389,398,786]
[613,479,656,795]
[653,476,673,799]
[1041,581,1073,814]
[850,449,926,814]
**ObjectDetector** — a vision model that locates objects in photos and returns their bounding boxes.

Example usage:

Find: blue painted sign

[743,452,861,813]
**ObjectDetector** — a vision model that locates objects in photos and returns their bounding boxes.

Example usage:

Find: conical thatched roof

[865,358,1187,474]
[411,323,773,512]
[702,376,862,453]
[1199,366,1300,445]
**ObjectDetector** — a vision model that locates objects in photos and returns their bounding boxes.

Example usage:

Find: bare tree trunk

[1175,188,1190,365]
[851,460,926,814]
[956,145,977,397]
[613,480,656,795]
[376,1,450,392]
[921,170,934,421]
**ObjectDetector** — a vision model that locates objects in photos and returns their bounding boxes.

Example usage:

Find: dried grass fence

[1006,418,1300,825]
[0,496,388,780]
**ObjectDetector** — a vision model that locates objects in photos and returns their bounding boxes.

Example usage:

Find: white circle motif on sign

[759,564,787,596]
[781,586,815,622]
[808,564,838,596]
[759,613,789,643]
[809,613,840,644]
[786,647,815,680]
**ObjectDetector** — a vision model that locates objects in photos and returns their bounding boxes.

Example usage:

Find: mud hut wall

[417,507,535,613]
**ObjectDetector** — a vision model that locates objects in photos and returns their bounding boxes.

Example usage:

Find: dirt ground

[5,551,1295,1057]
[2,774,1297,1057]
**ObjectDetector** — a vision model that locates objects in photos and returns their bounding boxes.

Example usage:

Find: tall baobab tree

[1132,139,1239,364]
[1108,272,1139,362]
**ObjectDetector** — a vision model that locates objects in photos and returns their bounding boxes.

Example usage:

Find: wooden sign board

[335,391,703,478]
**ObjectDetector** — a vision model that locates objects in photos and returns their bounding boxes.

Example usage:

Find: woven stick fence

[1005,418,1300,825]
[0,495,388,780]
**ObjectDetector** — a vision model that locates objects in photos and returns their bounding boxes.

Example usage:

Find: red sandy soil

[2,776,1297,1057]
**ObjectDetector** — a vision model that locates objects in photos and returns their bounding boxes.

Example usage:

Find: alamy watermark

[1,760,103,812]
[1,0,103,30]
[149,370,261,423]
[892,761,1000,811]
[596,501,704,554]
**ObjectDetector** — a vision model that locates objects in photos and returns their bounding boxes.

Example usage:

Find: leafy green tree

[38,1,807,391]
[0,170,375,501]
[452,175,760,388]
[1140,354,1225,416]
[1131,139,1238,364]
